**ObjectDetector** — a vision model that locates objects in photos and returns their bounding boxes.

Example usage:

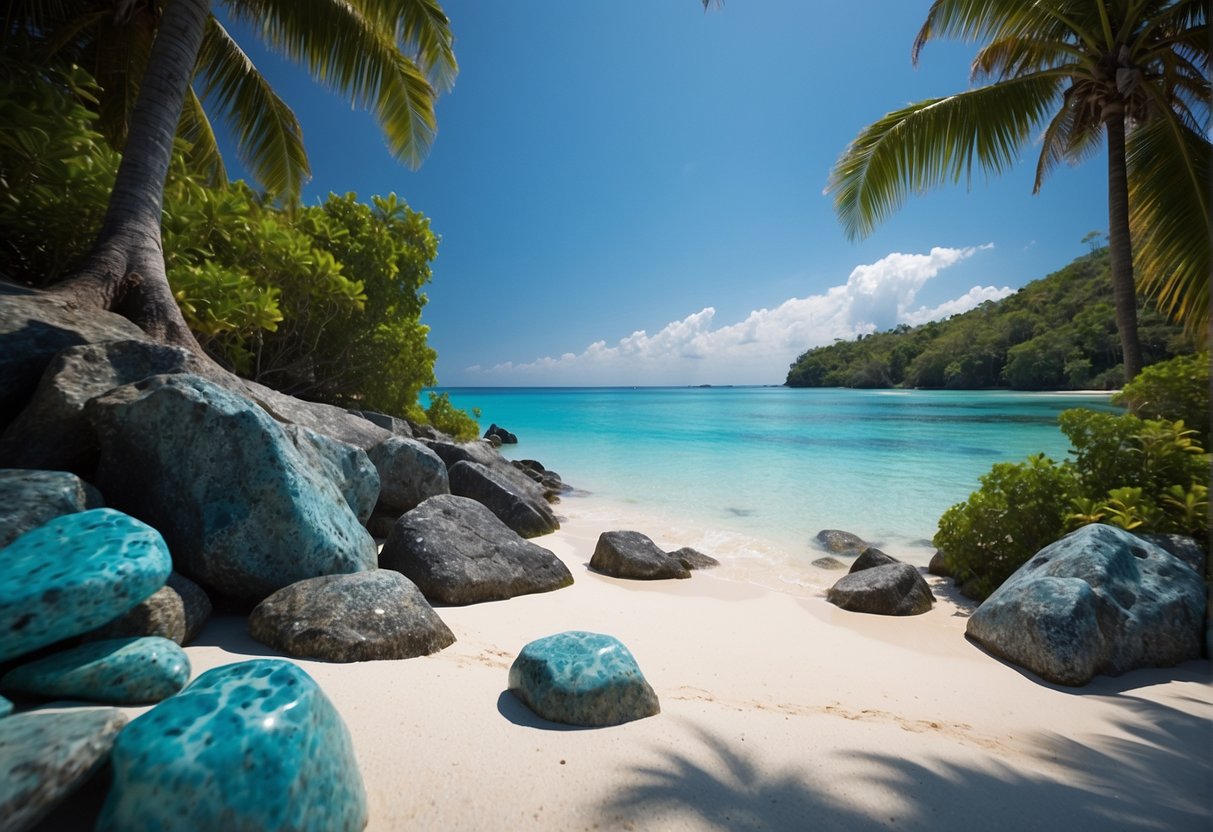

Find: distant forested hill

[785,250,1191,390]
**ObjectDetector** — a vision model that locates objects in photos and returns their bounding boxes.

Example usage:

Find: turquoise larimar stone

[2,636,189,705]
[509,631,660,727]
[0,508,171,663]
[97,659,368,831]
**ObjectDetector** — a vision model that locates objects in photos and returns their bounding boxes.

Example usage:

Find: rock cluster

[827,547,935,616]
[484,423,518,444]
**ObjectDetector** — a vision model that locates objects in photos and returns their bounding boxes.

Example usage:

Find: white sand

[164,501,1213,831]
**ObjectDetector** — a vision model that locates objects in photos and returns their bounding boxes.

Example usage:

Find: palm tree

[5,0,456,354]
[827,0,1209,380]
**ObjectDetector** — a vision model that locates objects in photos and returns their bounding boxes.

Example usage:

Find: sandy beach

[86,498,1212,831]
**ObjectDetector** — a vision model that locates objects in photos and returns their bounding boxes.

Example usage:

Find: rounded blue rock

[2,636,189,705]
[97,658,368,832]
[508,630,660,727]
[0,508,171,663]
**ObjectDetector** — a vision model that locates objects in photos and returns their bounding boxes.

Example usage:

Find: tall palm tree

[5,0,456,353]
[828,0,1209,380]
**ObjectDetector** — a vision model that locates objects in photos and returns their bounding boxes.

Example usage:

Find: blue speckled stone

[508,631,660,727]
[2,636,189,705]
[0,695,10,718]
[0,508,171,664]
[97,659,368,832]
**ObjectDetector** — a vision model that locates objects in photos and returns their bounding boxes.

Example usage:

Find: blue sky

[218,1,1110,386]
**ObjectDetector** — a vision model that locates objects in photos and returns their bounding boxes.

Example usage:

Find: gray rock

[671,547,720,570]
[353,409,414,437]
[84,572,212,646]
[0,291,148,430]
[0,707,127,832]
[367,435,449,515]
[815,528,868,555]
[485,423,517,444]
[284,425,380,525]
[423,438,546,498]
[514,459,570,501]
[965,524,1206,686]
[0,469,103,549]
[448,460,558,538]
[249,571,455,662]
[590,530,691,580]
[0,339,207,471]
[1139,533,1206,575]
[238,376,390,450]
[928,550,953,577]
[86,374,377,600]
[812,556,847,570]
[849,547,899,573]
[827,563,935,616]
[380,494,573,605]
[2,636,190,705]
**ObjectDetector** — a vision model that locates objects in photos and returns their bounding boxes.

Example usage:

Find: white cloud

[469,244,1010,385]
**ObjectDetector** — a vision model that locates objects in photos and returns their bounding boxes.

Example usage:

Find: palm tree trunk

[1103,102,1144,382]
[49,0,212,353]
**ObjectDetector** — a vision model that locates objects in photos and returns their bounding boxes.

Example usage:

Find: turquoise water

[435,387,1118,583]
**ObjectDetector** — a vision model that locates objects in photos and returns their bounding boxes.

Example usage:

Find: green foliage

[1113,352,1210,447]
[937,400,1210,599]
[423,392,481,442]
[786,249,1193,390]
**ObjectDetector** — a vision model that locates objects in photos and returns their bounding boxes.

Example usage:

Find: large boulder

[965,524,1206,686]
[97,659,367,832]
[0,708,128,832]
[512,459,570,502]
[249,570,455,662]
[0,339,207,471]
[423,437,546,498]
[238,377,390,450]
[485,423,517,444]
[283,425,380,525]
[849,547,899,573]
[353,409,414,438]
[366,435,449,516]
[0,508,171,663]
[448,460,558,538]
[380,494,573,605]
[0,468,103,549]
[86,374,377,600]
[84,571,212,646]
[827,563,935,616]
[671,546,720,571]
[509,631,660,727]
[1139,533,1207,575]
[590,530,690,580]
[815,529,868,555]
[1,636,190,705]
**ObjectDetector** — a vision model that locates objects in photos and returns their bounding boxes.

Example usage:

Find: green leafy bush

[423,392,481,441]
[1113,351,1210,446]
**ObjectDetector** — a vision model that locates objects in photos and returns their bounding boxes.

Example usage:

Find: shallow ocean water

[435,387,1118,590]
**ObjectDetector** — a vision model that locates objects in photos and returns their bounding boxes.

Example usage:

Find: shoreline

[96,495,1211,830]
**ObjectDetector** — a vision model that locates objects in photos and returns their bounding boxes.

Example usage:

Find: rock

[2,636,189,705]
[812,556,847,570]
[965,524,1206,686]
[0,695,9,718]
[380,494,573,605]
[84,572,212,646]
[849,547,899,573]
[86,374,377,600]
[0,508,171,663]
[97,659,367,832]
[448,460,559,538]
[0,339,208,471]
[249,571,455,662]
[827,563,935,616]
[0,290,148,430]
[366,511,399,539]
[486,433,502,448]
[284,424,380,525]
[239,376,390,450]
[366,435,449,515]
[513,460,570,501]
[509,631,660,727]
[1139,533,1206,575]
[353,409,414,437]
[928,550,952,577]
[0,469,104,549]
[590,530,690,580]
[815,529,868,555]
[0,707,127,832]
[671,547,720,570]
[485,423,518,444]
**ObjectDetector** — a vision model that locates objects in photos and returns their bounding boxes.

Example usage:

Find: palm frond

[913,0,1100,65]
[828,73,1062,240]
[197,16,308,199]
[357,0,457,92]
[1033,85,1104,192]
[177,83,227,187]
[1128,113,1211,336]
[971,35,1087,81]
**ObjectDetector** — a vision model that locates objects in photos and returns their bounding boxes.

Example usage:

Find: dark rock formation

[85,571,212,646]
[812,556,847,570]
[849,547,899,573]
[671,547,720,570]
[827,563,935,616]
[448,460,558,538]
[928,550,952,577]
[380,494,573,605]
[966,524,1205,686]
[0,468,103,549]
[815,529,868,555]
[366,435,449,516]
[485,423,518,444]
[589,530,691,580]
[249,571,455,662]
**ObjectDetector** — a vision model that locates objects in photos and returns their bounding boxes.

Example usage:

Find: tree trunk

[1103,102,1144,382]
[48,0,212,354]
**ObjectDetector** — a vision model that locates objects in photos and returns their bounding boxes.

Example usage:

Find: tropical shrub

[423,392,481,441]
[1113,351,1210,447]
